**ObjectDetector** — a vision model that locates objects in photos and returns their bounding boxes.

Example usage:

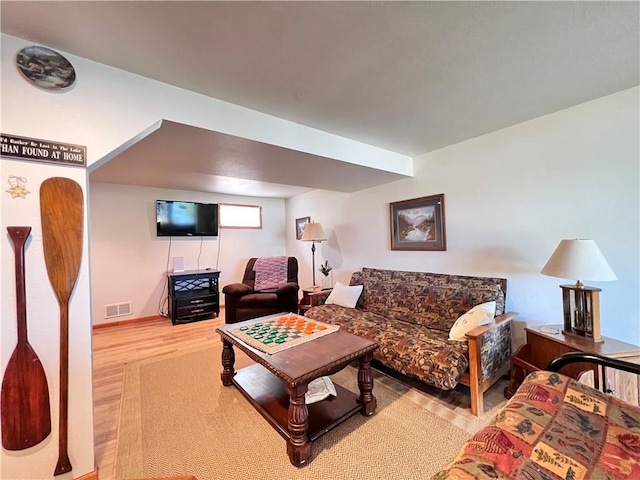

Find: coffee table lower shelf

[233,363,362,442]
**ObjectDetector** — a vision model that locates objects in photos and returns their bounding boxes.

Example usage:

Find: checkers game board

[228,313,340,354]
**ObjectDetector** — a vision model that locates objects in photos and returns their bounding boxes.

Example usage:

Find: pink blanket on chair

[253,256,289,290]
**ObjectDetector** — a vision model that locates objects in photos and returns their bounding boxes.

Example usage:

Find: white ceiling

[89,120,408,197]
[2,1,638,198]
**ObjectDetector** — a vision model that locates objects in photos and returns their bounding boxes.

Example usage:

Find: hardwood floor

[92,316,224,480]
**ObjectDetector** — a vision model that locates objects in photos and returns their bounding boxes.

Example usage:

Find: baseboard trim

[74,469,98,480]
[93,307,224,331]
[93,315,165,330]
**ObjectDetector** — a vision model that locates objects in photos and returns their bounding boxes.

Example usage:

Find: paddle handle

[53,300,71,476]
[7,227,31,345]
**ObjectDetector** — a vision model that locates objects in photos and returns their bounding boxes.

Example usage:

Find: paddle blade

[1,344,52,450]
[40,177,84,302]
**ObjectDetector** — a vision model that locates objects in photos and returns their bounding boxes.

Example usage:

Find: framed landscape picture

[390,194,446,251]
[295,216,310,240]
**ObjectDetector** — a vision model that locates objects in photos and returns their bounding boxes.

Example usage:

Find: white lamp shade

[541,239,617,282]
[301,222,327,242]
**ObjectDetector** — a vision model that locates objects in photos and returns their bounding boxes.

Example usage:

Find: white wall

[287,88,640,347]
[1,160,94,480]
[89,182,286,325]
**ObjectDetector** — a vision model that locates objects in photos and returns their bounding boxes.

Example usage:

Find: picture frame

[295,216,310,240]
[390,194,446,251]
[15,46,76,90]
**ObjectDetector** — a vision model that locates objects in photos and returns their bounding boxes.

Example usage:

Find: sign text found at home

[1,133,86,167]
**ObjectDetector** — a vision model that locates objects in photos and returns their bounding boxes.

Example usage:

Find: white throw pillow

[448,301,496,341]
[324,282,363,309]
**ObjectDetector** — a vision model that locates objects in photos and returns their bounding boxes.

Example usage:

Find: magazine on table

[305,376,337,404]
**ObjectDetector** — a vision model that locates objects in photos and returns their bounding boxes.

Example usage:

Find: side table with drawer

[505,325,640,405]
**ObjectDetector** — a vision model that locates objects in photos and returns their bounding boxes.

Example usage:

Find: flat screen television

[156,200,219,237]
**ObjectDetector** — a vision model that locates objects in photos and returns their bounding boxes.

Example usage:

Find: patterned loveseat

[305,268,517,416]
[432,353,640,479]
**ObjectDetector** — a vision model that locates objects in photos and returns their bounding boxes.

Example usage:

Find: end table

[299,287,332,314]
[505,325,640,405]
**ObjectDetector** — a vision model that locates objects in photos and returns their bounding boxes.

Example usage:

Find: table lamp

[301,222,326,287]
[541,239,617,342]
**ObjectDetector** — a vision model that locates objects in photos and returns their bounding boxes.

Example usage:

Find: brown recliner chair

[222,257,300,324]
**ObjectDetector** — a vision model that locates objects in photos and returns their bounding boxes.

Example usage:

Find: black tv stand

[167,269,220,325]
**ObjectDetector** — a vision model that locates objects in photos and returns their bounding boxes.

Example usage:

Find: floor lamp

[301,222,326,287]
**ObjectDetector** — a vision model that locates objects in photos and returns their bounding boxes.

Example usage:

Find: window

[219,203,262,229]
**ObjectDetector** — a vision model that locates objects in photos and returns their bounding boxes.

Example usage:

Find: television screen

[156,200,219,236]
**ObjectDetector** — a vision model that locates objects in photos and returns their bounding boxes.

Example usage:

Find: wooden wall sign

[1,133,86,167]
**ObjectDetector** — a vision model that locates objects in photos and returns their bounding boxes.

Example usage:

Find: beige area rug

[114,346,501,480]
[372,363,509,435]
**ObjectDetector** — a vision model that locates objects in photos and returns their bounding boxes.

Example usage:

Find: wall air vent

[104,302,132,319]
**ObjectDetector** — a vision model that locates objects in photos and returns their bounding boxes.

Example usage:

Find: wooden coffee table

[216,315,378,467]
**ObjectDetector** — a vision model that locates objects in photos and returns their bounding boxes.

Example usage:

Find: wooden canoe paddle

[40,177,83,476]
[1,226,52,450]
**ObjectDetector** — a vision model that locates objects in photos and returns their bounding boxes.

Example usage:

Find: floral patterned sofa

[432,353,640,479]
[305,267,517,416]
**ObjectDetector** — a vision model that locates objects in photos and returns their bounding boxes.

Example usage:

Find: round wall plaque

[15,45,76,90]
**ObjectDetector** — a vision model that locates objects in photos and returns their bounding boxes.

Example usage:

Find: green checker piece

[254,323,263,327]
[254,334,264,339]
[275,338,286,344]
[278,333,288,338]
[263,339,273,344]
[239,326,249,331]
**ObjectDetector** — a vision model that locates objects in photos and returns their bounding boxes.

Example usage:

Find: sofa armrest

[276,281,298,295]
[463,311,516,416]
[276,282,300,312]
[222,282,253,298]
[465,311,518,340]
[309,289,332,306]
[465,311,516,381]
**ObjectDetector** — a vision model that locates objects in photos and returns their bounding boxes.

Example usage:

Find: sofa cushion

[359,268,505,331]
[432,371,640,479]
[306,304,469,390]
[325,281,363,308]
[237,292,279,309]
[448,301,496,341]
